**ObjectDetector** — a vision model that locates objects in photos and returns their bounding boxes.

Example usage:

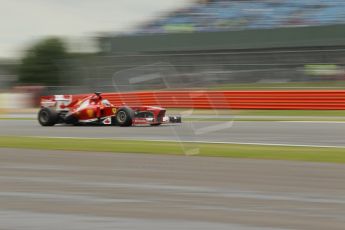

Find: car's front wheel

[115,107,134,126]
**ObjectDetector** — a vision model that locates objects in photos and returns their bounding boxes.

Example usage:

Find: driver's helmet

[102,99,111,106]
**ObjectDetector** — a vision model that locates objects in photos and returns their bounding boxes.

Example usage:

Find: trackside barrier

[69,90,345,110]
[1,93,32,111]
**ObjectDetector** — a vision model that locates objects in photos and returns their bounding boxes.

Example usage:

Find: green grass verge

[0,136,345,164]
[169,109,345,117]
[233,110,345,117]
[184,118,345,122]
[209,82,345,90]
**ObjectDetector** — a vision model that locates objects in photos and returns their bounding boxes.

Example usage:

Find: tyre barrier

[70,90,345,110]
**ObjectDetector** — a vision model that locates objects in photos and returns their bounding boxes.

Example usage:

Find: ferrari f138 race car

[38,92,181,126]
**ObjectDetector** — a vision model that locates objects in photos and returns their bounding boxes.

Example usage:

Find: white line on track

[278,121,345,124]
[19,135,345,149]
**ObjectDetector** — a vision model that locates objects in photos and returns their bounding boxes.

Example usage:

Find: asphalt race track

[0,148,345,230]
[1,120,345,229]
[1,120,345,147]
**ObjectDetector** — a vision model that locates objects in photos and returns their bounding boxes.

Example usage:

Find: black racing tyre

[38,107,58,126]
[115,107,134,126]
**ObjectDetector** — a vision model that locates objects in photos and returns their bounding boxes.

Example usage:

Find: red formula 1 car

[38,92,181,126]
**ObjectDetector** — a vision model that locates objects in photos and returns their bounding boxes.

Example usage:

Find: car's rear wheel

[115,107,134,126]
[38,108,58,126]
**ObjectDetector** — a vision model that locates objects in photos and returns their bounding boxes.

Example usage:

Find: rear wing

[40,95,72,111]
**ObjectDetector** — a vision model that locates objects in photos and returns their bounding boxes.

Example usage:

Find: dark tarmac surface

[0,148,344,230]
[1,120,345,147]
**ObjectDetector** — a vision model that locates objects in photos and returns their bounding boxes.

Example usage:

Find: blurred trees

[18,37,68,86]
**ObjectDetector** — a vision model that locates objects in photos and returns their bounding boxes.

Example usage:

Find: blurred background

[2,2,345,229]
[0,0,345,109]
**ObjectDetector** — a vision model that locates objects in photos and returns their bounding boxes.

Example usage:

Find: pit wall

[71,90,345,110]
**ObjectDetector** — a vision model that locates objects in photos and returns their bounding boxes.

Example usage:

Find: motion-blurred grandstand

[30,1,345,93]
[136,0,345,34]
